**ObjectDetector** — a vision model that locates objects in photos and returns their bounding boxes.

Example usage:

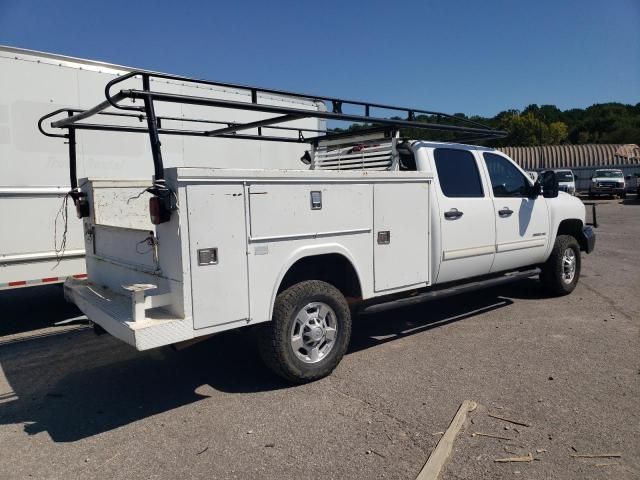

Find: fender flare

[267,243,364,320]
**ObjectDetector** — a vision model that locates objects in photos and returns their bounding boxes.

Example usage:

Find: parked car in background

[589,169,626,199]
[554,169,576,195]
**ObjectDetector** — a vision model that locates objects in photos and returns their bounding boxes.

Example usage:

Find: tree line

[335,102,640,147]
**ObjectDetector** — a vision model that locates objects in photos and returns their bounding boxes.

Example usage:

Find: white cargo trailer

[43,71,594,383]
[0,46,322,290]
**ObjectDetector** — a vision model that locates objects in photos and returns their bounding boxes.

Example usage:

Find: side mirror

[541,170,559,198]
[529,180,542,198]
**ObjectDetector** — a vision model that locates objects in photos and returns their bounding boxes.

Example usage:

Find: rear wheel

[540,235,581,295]
[258,280,351,383]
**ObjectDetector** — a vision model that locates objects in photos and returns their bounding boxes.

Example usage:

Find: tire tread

[258,280,351,383]
[540,234,581,296]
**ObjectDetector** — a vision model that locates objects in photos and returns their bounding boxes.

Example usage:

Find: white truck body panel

[372,183,429,291]
[187,183,250,329]
[0,46,321,289]
[66,168,432,349]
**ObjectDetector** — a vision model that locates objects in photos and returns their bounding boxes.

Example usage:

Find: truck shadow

[0,279,542,442]
[0,285,85,337]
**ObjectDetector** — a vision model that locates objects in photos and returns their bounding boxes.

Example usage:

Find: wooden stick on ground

[415,400,477,480]
[472,432,514,441]
[570,453,622,458]
[487,412,532,427]
[494,453,533,463]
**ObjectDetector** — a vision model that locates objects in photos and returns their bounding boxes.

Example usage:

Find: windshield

[595,170,623,178]
[556,171,574,181]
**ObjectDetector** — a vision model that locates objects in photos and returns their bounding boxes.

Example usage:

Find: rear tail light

[149,196,171,225]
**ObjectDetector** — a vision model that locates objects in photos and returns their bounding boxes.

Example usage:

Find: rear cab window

[433,148,484,197]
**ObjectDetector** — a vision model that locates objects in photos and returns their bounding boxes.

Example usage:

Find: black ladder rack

[39,70,506,198]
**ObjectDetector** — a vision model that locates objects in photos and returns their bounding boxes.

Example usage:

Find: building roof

[498,144,640,170]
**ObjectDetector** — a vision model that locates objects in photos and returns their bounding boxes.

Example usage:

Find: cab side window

[434,148,484,197]
[483,153,530,197]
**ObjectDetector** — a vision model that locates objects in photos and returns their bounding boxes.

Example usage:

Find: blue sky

[0,0,638,117]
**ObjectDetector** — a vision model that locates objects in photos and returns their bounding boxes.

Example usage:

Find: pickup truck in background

[589,168,626,198]
[40,72,596,383]
[552,169,576,195]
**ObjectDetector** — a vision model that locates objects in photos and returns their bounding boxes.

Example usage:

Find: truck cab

[409,142,590,284]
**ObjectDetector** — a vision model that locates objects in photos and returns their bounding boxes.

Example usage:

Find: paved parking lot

[0,196,638,479]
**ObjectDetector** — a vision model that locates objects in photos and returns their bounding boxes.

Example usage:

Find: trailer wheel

[258,280,351,383]
[540,235,581,296]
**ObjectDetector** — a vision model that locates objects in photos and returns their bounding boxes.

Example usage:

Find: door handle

[444,208,464,220]
[498,207,514,217]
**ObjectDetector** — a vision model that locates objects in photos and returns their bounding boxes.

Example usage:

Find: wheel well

[278,254,362,299]
[557,219,586,251]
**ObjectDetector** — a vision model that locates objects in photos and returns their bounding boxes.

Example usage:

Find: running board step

[360,268,541,314]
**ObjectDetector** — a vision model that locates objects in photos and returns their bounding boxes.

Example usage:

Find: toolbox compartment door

[186,184,249,329]
[373,182,429,292]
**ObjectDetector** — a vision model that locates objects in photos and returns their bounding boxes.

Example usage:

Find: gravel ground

[0,196,638,480]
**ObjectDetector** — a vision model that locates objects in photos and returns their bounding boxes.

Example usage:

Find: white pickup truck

[40,72,595,383]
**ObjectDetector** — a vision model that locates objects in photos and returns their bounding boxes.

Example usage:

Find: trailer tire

[540,235,581,296]
[258,280,351,383]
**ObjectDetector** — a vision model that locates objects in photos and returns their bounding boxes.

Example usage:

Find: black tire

[620,192,627,199]
[540,235,581,296]
[588,190,594,199]
[258,280,351,383]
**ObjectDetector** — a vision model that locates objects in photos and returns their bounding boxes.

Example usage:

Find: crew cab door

[432,148,496,283]
[481,152,550,272]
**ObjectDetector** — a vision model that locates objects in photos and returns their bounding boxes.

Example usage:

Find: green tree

[547,121,569,144]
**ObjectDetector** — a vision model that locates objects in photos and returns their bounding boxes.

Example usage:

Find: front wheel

[258,280,351,383]
[540,235,581,295]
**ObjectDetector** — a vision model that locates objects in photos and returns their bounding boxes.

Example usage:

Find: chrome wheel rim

[290,302,337,364]
[562,248,576,284]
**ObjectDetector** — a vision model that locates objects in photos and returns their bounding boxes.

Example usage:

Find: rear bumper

[581,226,596,254]
[64,277,191,350]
